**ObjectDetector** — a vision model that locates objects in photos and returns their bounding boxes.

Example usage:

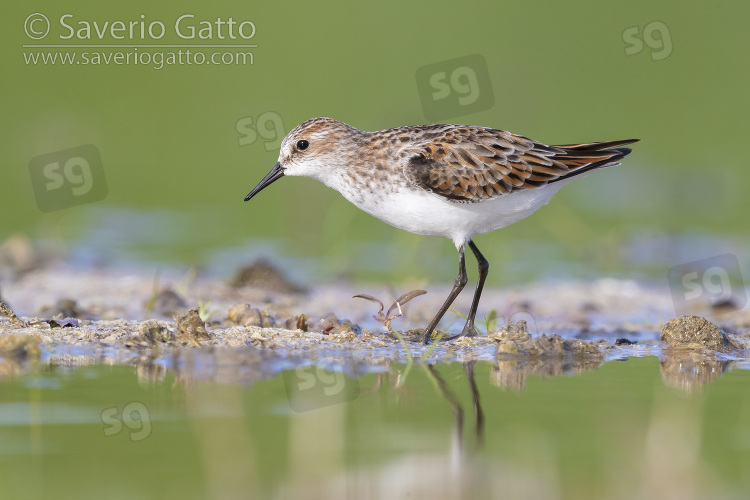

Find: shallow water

[1,352,749,499]
[1,229,749,498]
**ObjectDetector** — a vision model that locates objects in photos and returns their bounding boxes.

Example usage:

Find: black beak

[244,162,285,201]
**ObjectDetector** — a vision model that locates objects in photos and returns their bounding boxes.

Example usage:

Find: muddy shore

[1,258,749,391]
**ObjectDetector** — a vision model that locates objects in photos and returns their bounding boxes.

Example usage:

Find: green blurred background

[1,0,747,285]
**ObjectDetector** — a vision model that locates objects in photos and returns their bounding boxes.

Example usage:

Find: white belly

[342,182,567,248]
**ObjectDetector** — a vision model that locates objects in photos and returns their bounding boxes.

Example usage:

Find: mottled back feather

[399,126,638,203]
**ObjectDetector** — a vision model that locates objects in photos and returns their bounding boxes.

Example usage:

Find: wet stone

[0,300,25,326]
[227,303,276,328]
[329,331,357,343]
[283,314,308,332]
[491,320,532,343]
[516,300,533,312]
[724,331,750,350]
[497,334,603,358]
[31,318,80,328]
[151,288,189,317]
[315,313,361,335]
[493,321,603,359]
[37,299,88,319]
[229,259,306,294]
[580,302,600,313]
[138,320,175,344]
[712,298,740,315]
[660,316,729,352]
[175,309,210,342]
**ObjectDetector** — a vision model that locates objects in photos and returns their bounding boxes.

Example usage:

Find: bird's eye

[296,140,309,151]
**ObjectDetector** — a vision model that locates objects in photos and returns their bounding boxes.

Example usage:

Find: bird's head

[244,117,364,201]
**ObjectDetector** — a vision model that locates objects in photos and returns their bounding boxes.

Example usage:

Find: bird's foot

[461,322,480,338]
[417,328,475,344]
[417,329,432,344]
[440,325,479,342]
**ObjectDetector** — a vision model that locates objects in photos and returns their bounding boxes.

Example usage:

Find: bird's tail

[550,139,640,182]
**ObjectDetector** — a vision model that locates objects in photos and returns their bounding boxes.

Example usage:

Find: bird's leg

[460,240,489,337]
[419,245,468,344]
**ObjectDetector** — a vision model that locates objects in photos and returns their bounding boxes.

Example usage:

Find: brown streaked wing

[403,127,638,203]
